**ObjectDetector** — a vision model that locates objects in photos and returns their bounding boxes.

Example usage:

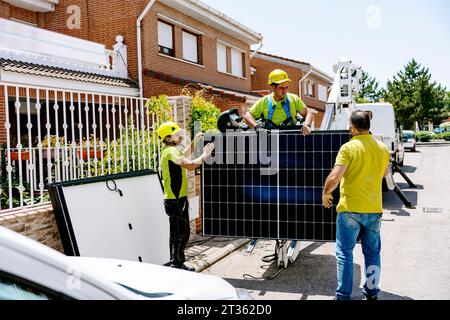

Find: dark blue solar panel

[201,130,350,241]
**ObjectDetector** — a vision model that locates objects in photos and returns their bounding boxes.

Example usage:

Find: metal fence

[0,82,187,211]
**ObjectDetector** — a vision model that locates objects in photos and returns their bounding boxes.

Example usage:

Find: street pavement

[199,143,450,300]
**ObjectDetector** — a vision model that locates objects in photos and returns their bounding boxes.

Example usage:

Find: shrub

[182,89,221,137]
[415,131,432,142]
[443,132,450,141]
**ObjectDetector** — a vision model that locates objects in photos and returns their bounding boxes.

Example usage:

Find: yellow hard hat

[268,69,292,85]
[157,122,181,141]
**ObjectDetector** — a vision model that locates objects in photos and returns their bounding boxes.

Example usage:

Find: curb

[188,238,250,272]
[416,141,450,145]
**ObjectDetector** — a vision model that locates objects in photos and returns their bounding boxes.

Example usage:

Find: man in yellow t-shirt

[243,69,314,135]
[322,111,390,300]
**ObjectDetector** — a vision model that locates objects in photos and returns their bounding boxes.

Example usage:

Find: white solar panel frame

[49,170,170,265]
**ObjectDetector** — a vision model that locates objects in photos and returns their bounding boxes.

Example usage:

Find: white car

[402,130,416,152]
[0,226,249,300]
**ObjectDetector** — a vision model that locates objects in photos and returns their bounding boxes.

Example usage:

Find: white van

[355,103,405,165]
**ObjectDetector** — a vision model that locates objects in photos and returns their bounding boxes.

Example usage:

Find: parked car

[0,226,249,300]
[402,130,416,152]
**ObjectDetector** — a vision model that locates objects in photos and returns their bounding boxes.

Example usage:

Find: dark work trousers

[164,197,190,266]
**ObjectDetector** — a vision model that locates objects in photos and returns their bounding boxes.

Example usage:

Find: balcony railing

[0,18,129,78]
[0,82,189,211]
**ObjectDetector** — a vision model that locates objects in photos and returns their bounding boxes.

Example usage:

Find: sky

[201,0,450,90]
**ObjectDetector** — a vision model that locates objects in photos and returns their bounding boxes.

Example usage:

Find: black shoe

[364,294,378,301]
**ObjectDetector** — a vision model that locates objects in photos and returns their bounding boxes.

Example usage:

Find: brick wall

[0,205,64,252]
[301,73,330,110]
[142,2,252,93]
[143,76,247,113]
[251,56,303,96]
[1,0,253,94]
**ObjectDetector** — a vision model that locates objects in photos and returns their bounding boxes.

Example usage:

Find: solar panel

[49,170,170,265]
[201,130,350,241]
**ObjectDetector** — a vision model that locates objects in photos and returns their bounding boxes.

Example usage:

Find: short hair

[350,110,371,131]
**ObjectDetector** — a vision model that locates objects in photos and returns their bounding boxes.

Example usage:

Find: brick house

[140,0,263,112]
[0,0,266,243]
[0,0,263,111]
[251,51,334,128]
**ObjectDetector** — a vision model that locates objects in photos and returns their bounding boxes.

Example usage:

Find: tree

[384,59,448,129]
[355,70,385,103]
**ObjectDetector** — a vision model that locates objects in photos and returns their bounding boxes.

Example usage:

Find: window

[231,48,244,78]
[182,30,198,63]
[217,42,227,73]
[307,81,315,98]
[318,84,328,102]
[217,41,246,78]
[0,276,50,300]
[158,21,174,56]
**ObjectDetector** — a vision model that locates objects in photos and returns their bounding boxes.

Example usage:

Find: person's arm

[244,112,258,129]
[180,143,214,171]
[244,98,264,129]
[183,132,204,157]
[383,148,391,177]
[297,98,314,135]
[322,165,348,208]
[384,165,390,177]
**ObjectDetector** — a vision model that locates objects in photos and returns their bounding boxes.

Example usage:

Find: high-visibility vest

[265,94,295,127]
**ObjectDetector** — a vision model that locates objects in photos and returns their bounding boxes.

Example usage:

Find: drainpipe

[137,0,157,124]
[249,36,263,59]
[299,66,312,99]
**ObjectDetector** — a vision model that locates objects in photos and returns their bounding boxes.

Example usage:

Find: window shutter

[182,31,198,63]
[217,42,227,73]
[158,21,173,49]
[231,48,243,77]
[318,84,328,102]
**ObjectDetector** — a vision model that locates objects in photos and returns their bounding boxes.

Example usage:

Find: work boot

[363,293,379,301]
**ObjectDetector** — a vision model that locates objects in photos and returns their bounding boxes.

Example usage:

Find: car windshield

[403,132,414,139]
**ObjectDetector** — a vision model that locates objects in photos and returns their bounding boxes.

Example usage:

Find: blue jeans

[335,212,382,300]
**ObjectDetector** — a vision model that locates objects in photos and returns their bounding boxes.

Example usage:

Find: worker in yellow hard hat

[157,121,214,271]
[244,69,314,135]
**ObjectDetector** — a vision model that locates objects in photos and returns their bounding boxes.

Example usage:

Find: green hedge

[443,132,450,141]
[415,131,432,142]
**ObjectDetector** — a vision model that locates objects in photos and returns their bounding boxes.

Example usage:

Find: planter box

[9,150,31,161]
[77,149,103,160]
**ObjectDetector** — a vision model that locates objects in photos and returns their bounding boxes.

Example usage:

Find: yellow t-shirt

[335,134,390,213]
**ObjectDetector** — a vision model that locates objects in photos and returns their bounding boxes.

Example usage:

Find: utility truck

[320,58,415,207]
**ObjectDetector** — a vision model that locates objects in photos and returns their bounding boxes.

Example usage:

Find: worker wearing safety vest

[244,69,314,135]
[158,122,214,272]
